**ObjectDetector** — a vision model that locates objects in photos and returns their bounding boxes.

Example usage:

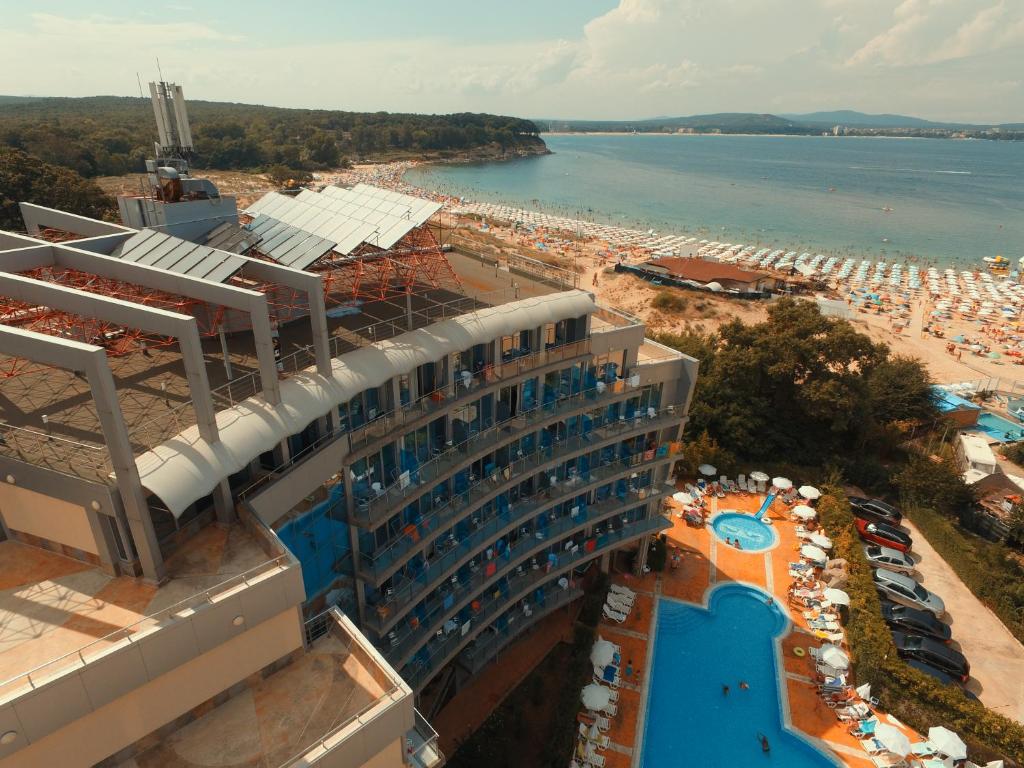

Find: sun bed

[603,605,627,623]
[609,584,636,598]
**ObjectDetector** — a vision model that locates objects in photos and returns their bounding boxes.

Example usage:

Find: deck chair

[585,752,606,768]
[606,595,631,614]
[607,589,635,607]
[609,584,636,599]
[603,604,627,623]
[737,474,747,492]
[756,479,767,493]
[747,478,758,493]
[594,714,611,732]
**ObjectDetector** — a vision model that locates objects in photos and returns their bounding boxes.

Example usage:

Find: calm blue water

[712,511,776,551]
[406,134,1024,266]
[974,412,1024,443]
[642,585,839,768]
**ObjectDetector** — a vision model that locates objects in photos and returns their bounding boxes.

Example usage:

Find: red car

[856,518,912,553]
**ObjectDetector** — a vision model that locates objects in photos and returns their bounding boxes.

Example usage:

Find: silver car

[863,544,915,575]
[873,569,945,618]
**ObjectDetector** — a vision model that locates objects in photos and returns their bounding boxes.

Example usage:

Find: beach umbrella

[792,505,816,520]
[698,464,717,476]
[808,533,833,549]
[672,491,693,505]
[820,644,849,670]
[824,588,850,606]
[772,477,793,490]
[927,727,967,760]
[590,639,616,668]
[873,723,912,757]
[750,471,770,482]
[581,683,611,711]
[798,485,821,500]
[800,544,828,563]
[855,682,871,700]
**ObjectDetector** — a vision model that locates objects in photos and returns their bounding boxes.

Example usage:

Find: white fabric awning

[135,290,597,516]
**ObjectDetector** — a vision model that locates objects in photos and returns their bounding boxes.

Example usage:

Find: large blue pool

[974,412,1024,443]
[641,584,839,767]
[711,511,777,552]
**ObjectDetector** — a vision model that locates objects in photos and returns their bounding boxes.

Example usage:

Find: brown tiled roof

[646,257,771,284]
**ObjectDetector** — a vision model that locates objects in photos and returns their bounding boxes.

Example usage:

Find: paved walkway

[903,519,1024,722]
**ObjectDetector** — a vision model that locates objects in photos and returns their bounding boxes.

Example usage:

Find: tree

[304,132,340,167]
[892,450,975,516]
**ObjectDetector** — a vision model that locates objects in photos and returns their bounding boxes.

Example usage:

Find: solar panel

[115,230,246,283]
[242,214,336,270]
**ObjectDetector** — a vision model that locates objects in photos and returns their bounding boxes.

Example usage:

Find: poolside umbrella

[855,682,871,700]
[808,533,833,549]
[798,485,821,500]
[873,723,911,757]
[927,727,967,760]
[590,639,616,668]
[800,544,828,563]
[772,477,793,490]
[698,464,717,476]
[587,722,602,742]
[581,683,610,711]
[750,471,770,483]
[820,644,849,670]
[824,588,850,606]
[792,505,816,520]
[672,491,693,505]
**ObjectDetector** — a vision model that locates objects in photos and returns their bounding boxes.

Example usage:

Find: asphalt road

[903,519,1024,722]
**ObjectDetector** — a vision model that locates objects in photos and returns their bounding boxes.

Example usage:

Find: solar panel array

[243,214,337,270]
[245,183,442,256]
[203,222,260,254]
[114,229,246,283]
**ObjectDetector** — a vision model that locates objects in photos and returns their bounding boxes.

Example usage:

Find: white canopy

[808,533,833,549]
[135,290,597,517]
[820,644,849,670]
[824,588,850,606]
[590,639,616,668]
[801,544,828,563]
[698,464,717,476]
[792,505,816,520]
[581,683,611,711]
[772,477,793,490]
[798,485,821,500]
[855,682,871,700]
[749,471,769,482]
[873,723,911,757]
[672,491,694,505]
[927,726,967,760]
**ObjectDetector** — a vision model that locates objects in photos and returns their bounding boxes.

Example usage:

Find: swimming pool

[641,584,839,767]
[974,412,1024,443]
[711,511,777,552]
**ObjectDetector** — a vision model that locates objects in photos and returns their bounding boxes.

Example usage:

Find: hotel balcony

[399,513,669,690]
[361,449,675,631]
[354,394,680,527]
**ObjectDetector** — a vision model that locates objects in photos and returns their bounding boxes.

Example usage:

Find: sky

[0,0,1022,123]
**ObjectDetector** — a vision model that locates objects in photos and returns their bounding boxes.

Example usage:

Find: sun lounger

[869,755,907,768]
[860,738,885,755]
[585,752,606,768]
[607,589,635,606]
[594,714,611,731]
[606,596,631,614]
[609,584,636,599]
[737,474,746,491]
[600,701,617,716]
[603,605,627,623]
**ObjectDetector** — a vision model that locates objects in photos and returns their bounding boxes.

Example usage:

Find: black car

[904,659,980,701]
[849,495,903,525]
[891,631,969,682]
[881,602,952,642]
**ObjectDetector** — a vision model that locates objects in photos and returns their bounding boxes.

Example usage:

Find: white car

[863,544,915,575]
[873,569,945,618]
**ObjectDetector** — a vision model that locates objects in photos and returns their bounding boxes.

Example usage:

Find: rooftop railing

[0,422,111,481]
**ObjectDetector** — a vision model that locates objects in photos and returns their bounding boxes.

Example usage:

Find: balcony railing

[347,337,593,455]
[400,514,669,689]
[406,708,445,768]
[357,396,678,525]
[377,494,668,664]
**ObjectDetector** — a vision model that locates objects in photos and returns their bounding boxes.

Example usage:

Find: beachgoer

[625,659,634,679]
[739,681,750,690]
[766,596,774,606]
[735,539,743,550]
[758,733,770,753]
[725,537,733,547]
[722,684,730,696]
[592,273,599,287]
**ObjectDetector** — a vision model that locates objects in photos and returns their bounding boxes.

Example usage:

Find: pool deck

[595,488,926,768]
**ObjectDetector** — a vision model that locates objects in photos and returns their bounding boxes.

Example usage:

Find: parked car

[863,544,915,574]
[892,631,969,682]
[849,496,903,525]
[881,601,952,642]
[904,659,979,700]
[856,518,913,552]
[873,569,945,617]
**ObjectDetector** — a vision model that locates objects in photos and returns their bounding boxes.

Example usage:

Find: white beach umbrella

[798,485,821,500]
[820,644,849,670]
[750,470,770,482]
[800,544,828,563]
[698,464,717,476]
[581,683,611,711]
[873,723,912,757]
[672,491,693,505]
[824,588,850,606]
[772,477,793,490]
[855,682,871,700]
[809,533,833,549]
[927,727,967,760]
[792,505,816,520]
[590,639,616,668]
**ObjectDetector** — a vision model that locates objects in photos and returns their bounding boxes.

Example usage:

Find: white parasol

[808,533,833,549]
[792,505,816,520]
[772,477,793,490]
[927,726,967,760]
[590,639,616,668]
[800,544,828,563]
[581,683,611,711]
[823,588,850,606]
[672,491,693,505]
[873,723,911,757]
[750,471,770,482]
[798,485,821,500]
[698,464,717,476]
[820,644,849,670]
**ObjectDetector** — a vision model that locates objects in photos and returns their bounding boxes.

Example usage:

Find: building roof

[958,432,998,466]
[645,257,770,285]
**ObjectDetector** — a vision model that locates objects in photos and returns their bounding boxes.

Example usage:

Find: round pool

[711,511,777,552]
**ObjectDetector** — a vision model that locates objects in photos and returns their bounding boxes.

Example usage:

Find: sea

[405,133,1024,268]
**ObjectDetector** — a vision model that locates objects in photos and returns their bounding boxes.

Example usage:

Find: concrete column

[84,505,117,575]
[176,330,220,444]
[212,479,235,525]
[249,303,282,406]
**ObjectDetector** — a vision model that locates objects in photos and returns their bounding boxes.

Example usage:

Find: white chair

[603,604,627,623]
[609,584,636,599]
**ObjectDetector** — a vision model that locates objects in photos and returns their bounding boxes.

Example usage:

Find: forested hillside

[0,147,115,230]
[0,96,546,178]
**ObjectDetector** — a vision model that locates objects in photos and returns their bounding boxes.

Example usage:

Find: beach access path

[903,519,1024,723]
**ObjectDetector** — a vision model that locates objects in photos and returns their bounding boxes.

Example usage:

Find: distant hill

[780,110,950,128]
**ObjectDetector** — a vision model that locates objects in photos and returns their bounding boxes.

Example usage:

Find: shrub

[818,488,1024,764]
[651,290,689,312]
